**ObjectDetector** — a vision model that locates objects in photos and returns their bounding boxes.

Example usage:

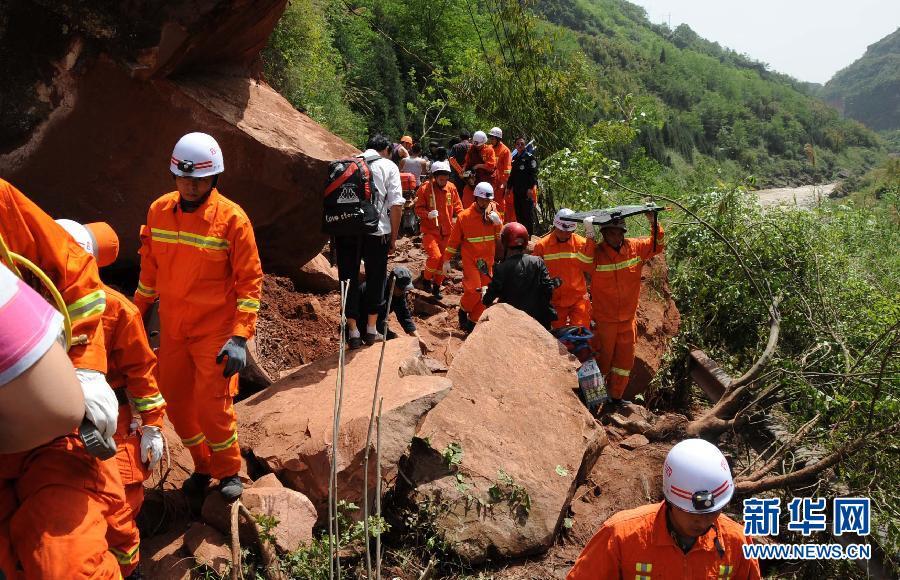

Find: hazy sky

[629,1,900,84]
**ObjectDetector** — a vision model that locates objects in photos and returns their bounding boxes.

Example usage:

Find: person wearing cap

[508,135,539,236]
[568,439,761,579]
[532,209,591,330]
[582,211,664,408]
[0,179,127,579]
[483,222,557,329]
[358,267,423,349]
[441,182,503,332]
[487,127,513,220]
[57,219,166,578]
[134,132,263,502]
[391,137,411,166]
[414,160,463,300]
[463,130,497,187]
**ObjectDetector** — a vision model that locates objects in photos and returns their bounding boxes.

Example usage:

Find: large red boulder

[0,1,356,275]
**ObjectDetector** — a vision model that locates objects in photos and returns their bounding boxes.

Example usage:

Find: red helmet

[501,222,529,249]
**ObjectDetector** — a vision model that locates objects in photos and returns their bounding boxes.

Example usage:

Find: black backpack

[322,154,382,236]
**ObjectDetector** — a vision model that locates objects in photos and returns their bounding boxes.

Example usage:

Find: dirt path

[755,183,836,208]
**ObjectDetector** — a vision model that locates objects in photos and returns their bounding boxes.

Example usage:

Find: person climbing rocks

[358,266,426,351]
[487,127,512,221]
[568,439,761,579]
[133,132,263,502]
[532,208,591,330]
[57,219,166,579]
[414,160,463,300]
[508,135,539,236]
[331,134,405,349]
[582,211,664,410]
[463,130,496,188]
[0,178,127,579]
[483,222,557,329]
[441,181,503,333]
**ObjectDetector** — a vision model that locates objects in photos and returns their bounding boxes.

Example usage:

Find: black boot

[432,281,443,301]
[182,472,212,496]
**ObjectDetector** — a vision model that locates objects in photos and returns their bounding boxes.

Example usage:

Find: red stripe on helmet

[711,480,731,497]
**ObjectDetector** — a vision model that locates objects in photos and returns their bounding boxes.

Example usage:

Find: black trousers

[512,186,536,237]
[335,234,390,322]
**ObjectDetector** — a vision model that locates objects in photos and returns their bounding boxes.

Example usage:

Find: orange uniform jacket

[461,184,476,209]
[568,502,761,580]
[441,204,502,267]
[101,286,165,428]
[414,180,463,237]
[0,178,107,371]
[532,232,591,308]
[585,225,664,322]
[133,189,263,339]
[463,144,497,184]
[492,141,512,187]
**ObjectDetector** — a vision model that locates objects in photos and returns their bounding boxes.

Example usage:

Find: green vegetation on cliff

[821,27,900,132]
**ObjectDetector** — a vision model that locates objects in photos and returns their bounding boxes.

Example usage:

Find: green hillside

[263,0,883,185]
[821,27,900,132]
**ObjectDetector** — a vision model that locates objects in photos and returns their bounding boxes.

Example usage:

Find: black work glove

[216,336,248,378]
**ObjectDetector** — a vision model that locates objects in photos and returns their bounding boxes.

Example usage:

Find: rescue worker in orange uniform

[463,130,496,189]
[532,209,591,330]
[441,182,502,332]
[487,127,513,220]
[582,212,663,407]
[134,132,263,501]
[568,439,761,579]
[415,161,463,301]
[0,178,126,579]
[57,219,167,579]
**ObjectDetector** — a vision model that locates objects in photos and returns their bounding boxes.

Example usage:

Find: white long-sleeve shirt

[362,149,405,236]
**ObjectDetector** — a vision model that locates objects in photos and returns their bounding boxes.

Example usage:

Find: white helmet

[473,181,494,199]
[170,132,225,177]
[553,208,577,232]
[431,160,452,174]
[472,131,488,145]
[489,127,503,139]
[663,439,734,514]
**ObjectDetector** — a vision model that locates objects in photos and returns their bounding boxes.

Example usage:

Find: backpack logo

[337,183,360,204]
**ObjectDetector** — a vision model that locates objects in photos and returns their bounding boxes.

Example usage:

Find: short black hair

[459,130,471,139]
[367,134,391,152]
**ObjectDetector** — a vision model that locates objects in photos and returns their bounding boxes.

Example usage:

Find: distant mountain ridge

[821,27,900,131]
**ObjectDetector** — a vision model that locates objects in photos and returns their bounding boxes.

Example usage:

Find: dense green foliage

[263,0,883,186]
[821,27,900,132]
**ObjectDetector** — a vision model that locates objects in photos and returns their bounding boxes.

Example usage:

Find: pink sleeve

[0,263,64,386]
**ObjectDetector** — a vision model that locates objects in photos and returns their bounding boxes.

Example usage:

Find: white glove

[583,216,595,239]
[76,369,119,441]
[140,425,164,468]
[442,261,452,276]
[488,211,502,225]
[428,209,439,219]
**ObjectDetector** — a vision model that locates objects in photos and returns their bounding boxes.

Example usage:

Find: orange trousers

[422,232,448,285]
[0,436,125,579]
[105,405,148,576]
[551,298,591,330]
[158,332,240,480]
[460,257,492,322]
[590,319,636,399]
[504,193,516,223]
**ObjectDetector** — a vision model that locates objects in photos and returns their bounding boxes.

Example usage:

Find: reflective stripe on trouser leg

[608,319,637,399]
[189,334,242,479]
[107,425,145,577]
[460,258,490,322]
[10,436,123,579]
[157,333,212,475]
[422,233,446,285]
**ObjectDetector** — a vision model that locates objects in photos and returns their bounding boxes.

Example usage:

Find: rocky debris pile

[0,1,357,274]
[404,304,609,563]
[237,336,452,519]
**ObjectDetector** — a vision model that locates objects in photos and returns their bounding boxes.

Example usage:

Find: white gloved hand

[488,211,502,225]
[140,425,164,468]
[583,216,595,239]
[76,369,119,441]
[442,261,452,276]
[428,209,439,219]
